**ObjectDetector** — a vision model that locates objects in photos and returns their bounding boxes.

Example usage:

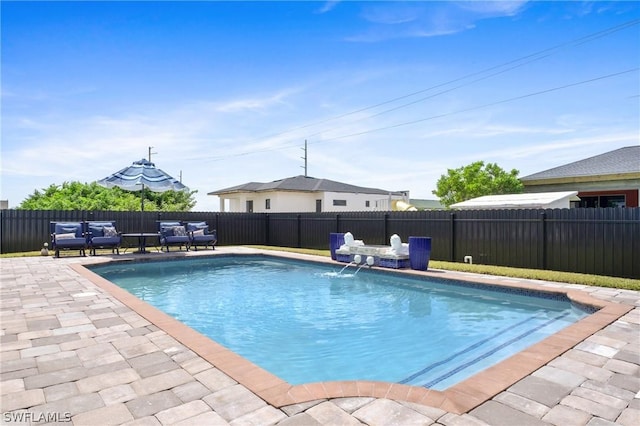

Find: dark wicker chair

[50,222,87,258]
[185,222,217,251]
[86,221,122,255]
[157,221,190,251]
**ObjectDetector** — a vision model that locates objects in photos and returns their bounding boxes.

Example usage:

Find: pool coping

[71,249,634,415]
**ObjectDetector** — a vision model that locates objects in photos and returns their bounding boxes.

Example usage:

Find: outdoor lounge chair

[157,221,190,252]
[50,221,87,258]
[185,221,217,251]
[86,221,122,255]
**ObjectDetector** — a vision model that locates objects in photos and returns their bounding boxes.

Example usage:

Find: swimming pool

[90,255,592,390]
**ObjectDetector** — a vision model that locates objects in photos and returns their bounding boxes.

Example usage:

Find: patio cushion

[89,225,104,237]
[160,221,181,227]
[172,226,187,237]
[159,222,181,235]
[56,233,76,240]
[103,226,118,237]
[91,236,120,245]
[186,222,208,232]
[55,223,82,237]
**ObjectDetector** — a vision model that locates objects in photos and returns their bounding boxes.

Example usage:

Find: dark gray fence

[1,208,638,279]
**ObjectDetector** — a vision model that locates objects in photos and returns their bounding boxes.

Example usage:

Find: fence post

[449,212,456,262]
[215,213,220,244]
[540,211,547,270]
[336,213,341,233]
[0,209,5,254]
[384,213,389,242]
[297,214,302,248]
[265,214,270,245]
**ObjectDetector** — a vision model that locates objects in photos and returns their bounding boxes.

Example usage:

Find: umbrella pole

[140,184,145,233]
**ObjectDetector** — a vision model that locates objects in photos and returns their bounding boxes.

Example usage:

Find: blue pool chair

[50,222,87,258]
[157,221,190,251]
[86,221,122,255]
[185,221,217,251]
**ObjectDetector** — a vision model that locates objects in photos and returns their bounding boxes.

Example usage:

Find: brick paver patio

[1,248,638,425]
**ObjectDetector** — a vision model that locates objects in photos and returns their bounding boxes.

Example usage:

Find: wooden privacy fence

[1,208,638,279]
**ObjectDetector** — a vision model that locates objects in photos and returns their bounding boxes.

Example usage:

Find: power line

[192,19,639,162]
[310,68,640,144]
[200,68,638,161]
[230,18,640,144]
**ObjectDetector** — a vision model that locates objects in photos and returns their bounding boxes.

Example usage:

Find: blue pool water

[90,255,592,390]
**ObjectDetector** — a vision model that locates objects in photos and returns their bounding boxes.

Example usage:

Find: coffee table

[122,233,159,254]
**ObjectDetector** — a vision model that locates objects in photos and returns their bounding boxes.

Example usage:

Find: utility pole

[300,140,308,177]
[148,146,157,162]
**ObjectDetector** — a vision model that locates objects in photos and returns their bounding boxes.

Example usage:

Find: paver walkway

[1,248,638,425]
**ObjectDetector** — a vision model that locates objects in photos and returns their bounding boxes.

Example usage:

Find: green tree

[18,181,197,211]
[433,161,524,208]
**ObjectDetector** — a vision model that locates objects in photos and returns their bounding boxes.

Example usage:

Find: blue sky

[2,1,639,210]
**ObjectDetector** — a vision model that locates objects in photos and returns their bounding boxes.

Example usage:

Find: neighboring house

[520,146,640,208]
[208,175,410,213]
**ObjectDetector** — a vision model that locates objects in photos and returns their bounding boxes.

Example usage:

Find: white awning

[450,191,580,209]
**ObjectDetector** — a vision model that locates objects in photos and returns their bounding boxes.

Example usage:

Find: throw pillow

[193,229,205,237]
[173,226,187,237]
[56,233,76,240]
[103,226,118,237]
[89,226,104,237]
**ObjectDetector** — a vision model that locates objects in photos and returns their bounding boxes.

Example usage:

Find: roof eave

[522,172,640,186]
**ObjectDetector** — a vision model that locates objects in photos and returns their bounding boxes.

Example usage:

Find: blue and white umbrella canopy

[97,159,189,214]
[97,159,188,193]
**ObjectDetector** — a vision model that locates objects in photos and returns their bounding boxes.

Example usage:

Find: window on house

[333,200,347,206]
[246,200,254,213]
[600,195,625,208]
[578,196,598,208]
[365,200,370,208]
[265,199,271,210]
[577,195,626,208]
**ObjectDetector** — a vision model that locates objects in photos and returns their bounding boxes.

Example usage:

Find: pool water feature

[90,256,592,390]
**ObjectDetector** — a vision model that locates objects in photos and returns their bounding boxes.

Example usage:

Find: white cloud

[214,89,299,113]
[316,1,341,14]
[456,1,529,17]
[347,1,530,42]
[360,4,424,25]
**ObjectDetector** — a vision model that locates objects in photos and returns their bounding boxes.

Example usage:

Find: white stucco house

[208,175,410,213]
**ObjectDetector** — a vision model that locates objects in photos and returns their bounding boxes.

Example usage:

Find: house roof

[208,175,401,196]
[450,191,579,209]
[521,146,640,182]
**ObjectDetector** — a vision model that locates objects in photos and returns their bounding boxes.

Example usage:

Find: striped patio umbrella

[97,158,189,228]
